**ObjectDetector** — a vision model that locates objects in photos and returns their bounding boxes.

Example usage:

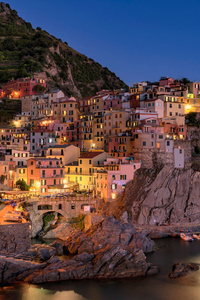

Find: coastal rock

[0,217,158,284]
[169,263,199,278]
[50,240,63,256]
[16,244,56,262]
[64,216,156,255]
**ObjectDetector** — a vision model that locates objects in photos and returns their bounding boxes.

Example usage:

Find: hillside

[0,98,21,125]
[0,2,128,97]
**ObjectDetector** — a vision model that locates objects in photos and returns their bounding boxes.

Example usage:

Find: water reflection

[2,238,200,300]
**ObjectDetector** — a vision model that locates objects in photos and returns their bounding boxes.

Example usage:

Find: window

[71,204,75,209]
[178,104,181,109]
[112,175,116,180]
[50,149,52,155]
[53,170,56,175]
[112,183,117,190]
[80,168,82,173]
[169,103,172,108]
[80,177,82,181]
[31,161,34,165]
[59,204,62,209]
[143,141,146,146]
[89,159,91,164]
[80,159,82,164]
[30,179,34,186]
[169,112,172,116]
[54,179,56,185]
[159,135,163,139]
[167,141,170,146]
[31,170,33,175]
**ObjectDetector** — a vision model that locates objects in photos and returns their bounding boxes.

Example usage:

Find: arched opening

[38,205,53,210]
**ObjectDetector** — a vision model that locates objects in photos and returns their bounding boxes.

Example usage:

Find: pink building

[1,77,46,99]
[159,77,174,87]
[95,157,141,201]
[163,123,187,140]
[27,158,65,195]
[103,94,122,110]
[108,134,133,158]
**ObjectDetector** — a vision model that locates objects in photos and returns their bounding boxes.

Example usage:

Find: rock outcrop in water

[169,263,199,278]
[0,217,158,284]
[105,165,200,226]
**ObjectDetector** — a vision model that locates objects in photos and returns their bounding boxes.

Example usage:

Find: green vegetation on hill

[0,98,21,125]
[0,2,128,97]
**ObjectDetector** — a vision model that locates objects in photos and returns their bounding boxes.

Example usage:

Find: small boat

[180,233,194,242]
[193,234,200,240]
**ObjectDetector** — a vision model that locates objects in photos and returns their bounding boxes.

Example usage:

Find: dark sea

[1,237,200,300]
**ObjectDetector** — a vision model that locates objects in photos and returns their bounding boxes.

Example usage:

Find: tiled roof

[80,152,103,159]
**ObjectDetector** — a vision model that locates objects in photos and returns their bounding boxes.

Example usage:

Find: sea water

[2,237,200,300]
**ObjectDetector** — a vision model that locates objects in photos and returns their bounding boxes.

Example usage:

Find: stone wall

[0,223,31,254]
[133,140,192,169]
[84,214,103,231]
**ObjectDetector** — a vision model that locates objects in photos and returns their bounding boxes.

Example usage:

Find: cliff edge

[104,165,200,226]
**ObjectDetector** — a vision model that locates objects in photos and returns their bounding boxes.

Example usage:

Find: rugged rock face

[105,165,200,226]
[64,216,156,255]
[0,217,158,284]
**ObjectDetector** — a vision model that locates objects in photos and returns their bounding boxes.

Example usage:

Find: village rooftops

[42,145,72,149]
[80,151,104,159]
[29,157,60,161]
[65,161,79,166]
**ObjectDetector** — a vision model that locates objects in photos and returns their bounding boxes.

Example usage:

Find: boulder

[50,240,63,256]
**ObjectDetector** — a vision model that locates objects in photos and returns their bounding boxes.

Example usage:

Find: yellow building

[60,97,80,123]
[185,97,200,114]
[16,166,28,183]
[65,151,111,191]
[81,113,95,150]
[164,101,185,118]
[104,110,130,136]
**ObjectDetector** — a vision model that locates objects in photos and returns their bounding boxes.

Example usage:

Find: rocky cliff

[105,165,200,226]
[0,2,127,97]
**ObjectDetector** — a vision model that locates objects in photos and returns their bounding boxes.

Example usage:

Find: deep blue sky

[6,0,200,85]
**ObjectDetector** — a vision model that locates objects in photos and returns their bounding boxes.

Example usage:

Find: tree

[181,77,190,85]
[16,179,30,191]
[32,84,46,93]
[1,175,6,184]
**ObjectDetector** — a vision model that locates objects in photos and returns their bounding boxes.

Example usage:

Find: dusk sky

[6,0,200,85]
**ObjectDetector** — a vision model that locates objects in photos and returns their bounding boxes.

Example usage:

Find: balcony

[41,174,65,178]
[36,165,64,169]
